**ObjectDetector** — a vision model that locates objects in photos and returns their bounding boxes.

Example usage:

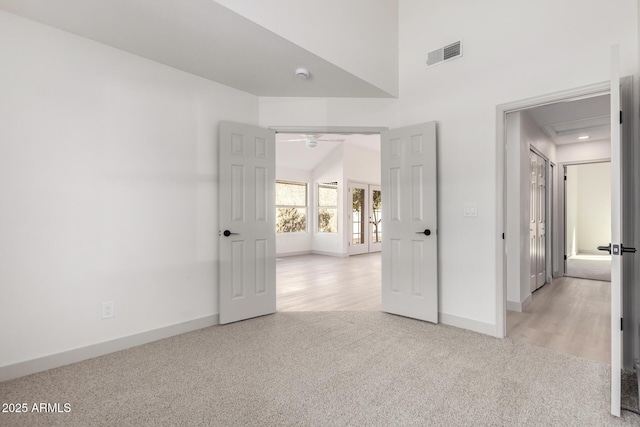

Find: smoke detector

[295,68,310,79]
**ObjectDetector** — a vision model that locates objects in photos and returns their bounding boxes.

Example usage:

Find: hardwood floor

[276,253,381,311]
[278,256,609,364]
[507,276,610,364]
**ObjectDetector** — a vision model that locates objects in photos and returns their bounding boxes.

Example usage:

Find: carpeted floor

[1,312,639,426]
[566,254,612,282]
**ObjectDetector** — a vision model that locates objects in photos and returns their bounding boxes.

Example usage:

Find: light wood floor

[277,255,610,364]
[507,276,610,364]
[276,253,381,311]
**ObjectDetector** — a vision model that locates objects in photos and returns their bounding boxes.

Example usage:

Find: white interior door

[609,45,622,417]
[529,150,547,292]
[348,182,369,256]
[219,121,276,325]
[536,155,546,289]
[529,152,537,292]
[381,122,438,323]
[369,185,382,253]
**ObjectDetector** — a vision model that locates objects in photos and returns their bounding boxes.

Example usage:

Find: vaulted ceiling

[276,133,380,171]
[0,0,394,97]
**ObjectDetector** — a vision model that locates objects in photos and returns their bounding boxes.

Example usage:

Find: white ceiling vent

[426,40,462,68]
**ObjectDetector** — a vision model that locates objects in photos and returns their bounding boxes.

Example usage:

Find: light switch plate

[463,203,478,217]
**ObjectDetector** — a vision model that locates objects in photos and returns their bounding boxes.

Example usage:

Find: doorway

[274,131,383,311]
[503,91,612,359]
[498,87,611,361]
[564,162,612,281]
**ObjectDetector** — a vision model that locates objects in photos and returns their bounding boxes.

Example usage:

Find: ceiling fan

[280,134,345,148]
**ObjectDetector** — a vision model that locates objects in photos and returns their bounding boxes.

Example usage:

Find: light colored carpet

[1,312,639,426]
[566,254,612,282]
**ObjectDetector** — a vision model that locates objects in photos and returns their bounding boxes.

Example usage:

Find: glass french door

[348,182,381,255]
[369,185,382,252]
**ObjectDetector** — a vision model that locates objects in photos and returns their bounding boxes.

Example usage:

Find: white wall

[259,0,638,332]
[0,11,258,368]
[214,0,399,97]
[275,166,313,256]
[576,163,612,254]
[344,143,382,184]
[557,140,611,163]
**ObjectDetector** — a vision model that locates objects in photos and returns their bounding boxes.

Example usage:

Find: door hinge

[564,175,567,181]
[564,255,567,260]
[620,110,623,124]
[621,318,624,331]
[502,233,505,240]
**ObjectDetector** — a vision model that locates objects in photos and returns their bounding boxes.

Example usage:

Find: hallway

[507,277,610,363]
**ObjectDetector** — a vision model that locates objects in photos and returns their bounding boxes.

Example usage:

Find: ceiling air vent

[426,40,462,68]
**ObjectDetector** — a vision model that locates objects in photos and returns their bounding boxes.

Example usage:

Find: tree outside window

[276,181,307,233]
[318,183,338,233]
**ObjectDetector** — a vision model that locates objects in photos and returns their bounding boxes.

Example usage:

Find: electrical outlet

[102,301,115,319]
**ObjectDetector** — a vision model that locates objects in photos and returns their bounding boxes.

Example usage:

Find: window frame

[275,180,308,233]
[317,182,339,233]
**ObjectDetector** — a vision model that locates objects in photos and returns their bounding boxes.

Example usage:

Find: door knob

[416,229,431,236]
[597,244,611,254]
[223,230,239,237]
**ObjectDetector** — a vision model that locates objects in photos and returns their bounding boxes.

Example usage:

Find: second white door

[529,150,546,292]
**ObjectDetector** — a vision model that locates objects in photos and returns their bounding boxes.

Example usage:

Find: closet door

[529,150,547,292]
[536,154,547,289]
[529,152,538,292]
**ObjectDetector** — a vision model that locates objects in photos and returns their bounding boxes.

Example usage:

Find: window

[276,181,307,233]
[318,183,338,233]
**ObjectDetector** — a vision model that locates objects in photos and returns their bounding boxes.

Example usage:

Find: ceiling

[527,94,610,145]
[0,0,393,97]
[276,133,380,171]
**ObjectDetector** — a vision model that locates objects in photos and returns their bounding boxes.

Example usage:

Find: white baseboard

[311,250,348,258]
[0,314,219,383]
[506,300,522,312]
[276,250,312,257]
[578,250,601,255]
[439,312,496,337]
[506,294,532,313]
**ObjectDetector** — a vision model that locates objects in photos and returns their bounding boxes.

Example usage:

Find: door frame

[495,81,611,338]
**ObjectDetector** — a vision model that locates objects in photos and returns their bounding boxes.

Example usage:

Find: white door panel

[219,122,276,324]
[381,122,438,323]
[529,151,547,292]
[610,45,622,417]
[530,153,537,292]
